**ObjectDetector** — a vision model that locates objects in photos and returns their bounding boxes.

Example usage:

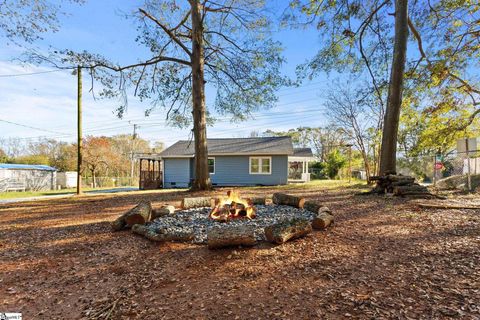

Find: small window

[250,157,271,174]
[208,158,215,174]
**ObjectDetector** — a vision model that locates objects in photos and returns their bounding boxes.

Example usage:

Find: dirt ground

[1,184,479,319]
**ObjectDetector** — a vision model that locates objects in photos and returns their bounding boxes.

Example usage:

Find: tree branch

[139,8,192,57]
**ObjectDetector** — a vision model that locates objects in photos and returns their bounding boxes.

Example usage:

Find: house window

[208,158,215,174]
[249,157,271,174]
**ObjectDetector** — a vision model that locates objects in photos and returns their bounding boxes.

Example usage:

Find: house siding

[163,158,190,188]
[211,155,287,186]
[164,155,288,187]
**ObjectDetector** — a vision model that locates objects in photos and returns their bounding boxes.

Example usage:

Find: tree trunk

[132,224,194,242]
[311,212,334,230]
[303,201,331,215]
[190,0,211,191]
[181,196,214,209]
[111,201,152,231]
[392,185,429,196]
[264,218,312,244]
[272,193,306,208]
[91,168,96,188]
[124,201,152,227]
[207,225,256,249]
[379,0,409,175]
[151,205,176,219]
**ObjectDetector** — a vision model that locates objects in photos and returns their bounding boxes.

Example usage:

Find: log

[304,201,332,215]
[386,174,415,183]
[247,197,267,205]
[132,224,194,242]
[181,197,214,209]
[311,212,334,230]
[264,218,312,244]
[417,202,480,210]
[207,225,256,249]
[112,201,152,231]
[111,211,129,231]
[151,205,176,219]
[393,185,428,196]
[272,193,306,208]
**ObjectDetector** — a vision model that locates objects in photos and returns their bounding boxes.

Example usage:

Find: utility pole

[130,123,138,184]
[76,66,83,195]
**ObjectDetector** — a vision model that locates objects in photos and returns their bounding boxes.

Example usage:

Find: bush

[324,150,347,179]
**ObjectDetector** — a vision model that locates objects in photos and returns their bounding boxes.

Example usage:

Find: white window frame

[208,157,215,175]
[249,156,272,175]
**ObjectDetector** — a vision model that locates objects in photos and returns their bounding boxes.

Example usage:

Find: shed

[56,171,78,189]
[0,163,57,192]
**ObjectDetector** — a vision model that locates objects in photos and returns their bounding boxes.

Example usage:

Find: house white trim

[249,156,272,175]
[208,157,215,175]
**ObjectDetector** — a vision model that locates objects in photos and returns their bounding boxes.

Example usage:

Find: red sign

[434,162,443,170]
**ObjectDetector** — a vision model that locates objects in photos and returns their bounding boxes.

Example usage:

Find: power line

[0,69,70,78]
[0,118,69,135]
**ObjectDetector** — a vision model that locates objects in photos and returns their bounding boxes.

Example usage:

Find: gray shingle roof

[293,148,314,157]
[160,137,294,157]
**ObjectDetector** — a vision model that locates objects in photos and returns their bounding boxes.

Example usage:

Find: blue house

[158,136,313,188]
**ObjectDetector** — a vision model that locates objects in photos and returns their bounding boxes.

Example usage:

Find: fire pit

[209,190,257,221]
[141,191,317,244]
[116,191,335,249]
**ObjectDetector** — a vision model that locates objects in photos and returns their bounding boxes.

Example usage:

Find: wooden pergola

[137,153,162,190]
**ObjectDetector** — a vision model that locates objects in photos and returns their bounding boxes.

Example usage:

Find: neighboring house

[159,136,313,188]
[0,164,57,191]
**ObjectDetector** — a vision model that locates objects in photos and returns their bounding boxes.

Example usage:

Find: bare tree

[325,85,380,181]
[32,0,286,190]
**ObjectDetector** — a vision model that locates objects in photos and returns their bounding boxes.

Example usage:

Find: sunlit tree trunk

[379,0,409,175]
[190,0,211,190]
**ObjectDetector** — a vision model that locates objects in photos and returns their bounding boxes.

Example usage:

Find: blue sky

[0,1,331,147]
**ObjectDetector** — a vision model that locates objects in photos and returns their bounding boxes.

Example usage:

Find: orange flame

[209,190,257,221]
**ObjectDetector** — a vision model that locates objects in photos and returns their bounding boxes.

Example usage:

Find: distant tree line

[0,135,161,180]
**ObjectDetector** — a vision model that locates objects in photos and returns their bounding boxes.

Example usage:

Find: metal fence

[396,150,480,191]
[81,176,137,188]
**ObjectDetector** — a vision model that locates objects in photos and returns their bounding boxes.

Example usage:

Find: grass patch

[0,186,136,200]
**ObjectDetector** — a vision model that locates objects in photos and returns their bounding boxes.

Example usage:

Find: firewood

[417,203,480,210]
[272,193,306,208]
[151,205,176,219]
[181,197,214,209]
[393,185,429,196]
[311,212,334,230]
[264,218,312,244]
[304,201,332,215]
[112,201,152,231]
[247,197,267,205]
[124,201,152,227]
[132,224,194,242]
[111,211,129,231]
[207,225,256,249]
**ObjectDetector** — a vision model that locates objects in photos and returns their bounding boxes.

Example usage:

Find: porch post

[139,159,143,189]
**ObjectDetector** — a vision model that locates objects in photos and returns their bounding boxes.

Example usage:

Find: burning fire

[209,190,257,221]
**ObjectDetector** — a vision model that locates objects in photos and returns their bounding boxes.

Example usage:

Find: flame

[209,190,257,221]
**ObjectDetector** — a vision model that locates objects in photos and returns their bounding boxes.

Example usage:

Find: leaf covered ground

[0,182,479,319]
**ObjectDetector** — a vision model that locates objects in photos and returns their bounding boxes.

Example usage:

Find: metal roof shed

[0,163,57,192]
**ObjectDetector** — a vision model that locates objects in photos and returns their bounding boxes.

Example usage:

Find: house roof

[0,163,57,171]
[160,137,294,157]
[293,148,314,158]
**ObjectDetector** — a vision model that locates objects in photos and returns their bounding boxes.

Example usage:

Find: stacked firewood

[370,174,434,197]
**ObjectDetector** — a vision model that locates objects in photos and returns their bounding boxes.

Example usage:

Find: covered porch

[137,153,162,190]
[288,148,315,183]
